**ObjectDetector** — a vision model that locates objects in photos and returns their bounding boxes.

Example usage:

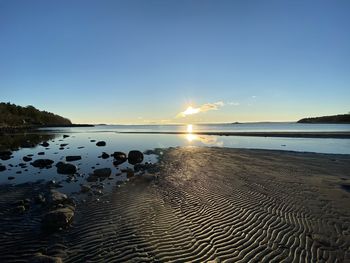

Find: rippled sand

[1,147,350,262]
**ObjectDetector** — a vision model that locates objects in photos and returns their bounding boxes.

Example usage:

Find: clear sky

[1,0,349,124]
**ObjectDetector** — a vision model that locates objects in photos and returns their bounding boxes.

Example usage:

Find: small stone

[65,156,82,162]
[96,141,106,147]
[38,152,45,155]
[101,152,109,159]
[42,207,74,231]
[8,176,15,180]
[112,151,127,165]
[93,168,111,177]
[63,135,70,138]
[0,165,6,172]
[41,141,50,147]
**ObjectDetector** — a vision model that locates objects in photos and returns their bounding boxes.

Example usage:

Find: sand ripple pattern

[63,148,350,262]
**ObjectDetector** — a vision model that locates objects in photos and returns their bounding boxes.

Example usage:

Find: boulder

[42,207,74,231]
[65,155,82,162]
[128,150,144,165]
[56,162,77,174]
[112,151,127,165]
[31,253,62,263]
[31,159,54,169]
[96,141,106,147]
[0,150,12,160]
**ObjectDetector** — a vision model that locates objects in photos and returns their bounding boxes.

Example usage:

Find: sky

[0,0,349,124]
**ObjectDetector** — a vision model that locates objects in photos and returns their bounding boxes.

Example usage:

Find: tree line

[0,102,72,127]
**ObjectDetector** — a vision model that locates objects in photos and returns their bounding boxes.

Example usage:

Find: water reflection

[185,124,223,146]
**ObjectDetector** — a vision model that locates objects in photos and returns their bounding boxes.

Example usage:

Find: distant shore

[118,131,350,138]
[0,124,94,134]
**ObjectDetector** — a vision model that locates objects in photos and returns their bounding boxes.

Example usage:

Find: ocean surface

[0,123,349,193]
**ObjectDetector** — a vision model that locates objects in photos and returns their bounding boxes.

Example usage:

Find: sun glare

[187,124,193,133]
[183,106,200,116]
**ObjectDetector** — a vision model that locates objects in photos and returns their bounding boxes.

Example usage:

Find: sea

[1,122,349,193]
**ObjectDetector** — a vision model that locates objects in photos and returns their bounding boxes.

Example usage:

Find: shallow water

[0,128,350,194]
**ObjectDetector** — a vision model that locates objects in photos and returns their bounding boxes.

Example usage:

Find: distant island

[0,102,93,130]
[298,114,350,124]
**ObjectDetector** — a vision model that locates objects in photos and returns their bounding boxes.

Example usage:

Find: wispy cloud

[177,101,224,118]
[228,101,240,106]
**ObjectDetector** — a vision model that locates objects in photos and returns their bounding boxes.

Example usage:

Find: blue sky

[1,0,349,124]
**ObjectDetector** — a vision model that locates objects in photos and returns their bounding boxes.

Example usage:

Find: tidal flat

[0,132,349,262]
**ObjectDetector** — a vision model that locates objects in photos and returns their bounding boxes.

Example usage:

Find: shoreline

[117,130,350,138]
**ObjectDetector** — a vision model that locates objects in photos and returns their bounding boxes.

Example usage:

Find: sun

[187,124,193,133]
[183,106,200,116]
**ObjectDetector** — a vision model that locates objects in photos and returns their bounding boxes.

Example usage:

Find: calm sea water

[0,123,349,193]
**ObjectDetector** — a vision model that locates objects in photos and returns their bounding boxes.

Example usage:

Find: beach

[1,147,349,262]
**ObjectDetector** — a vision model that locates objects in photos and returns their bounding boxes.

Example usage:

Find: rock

[48,190,69,205]
[126,169,134,178]
[31,253,62,263]
[41,142,50,147]
[65,155,82,162]
[31,159,54,169]
[0,165,6,172]
[112,151,127,165]
[56,162,77,174]
[80,185,91,193]
[8,176,15,180]
[60,143,68,147]
[101,152,109,159]
[0,150,12,160]
[38,152,45,155]
[93,168,111,177]
[90,139,96,142]
[96,141,106,147]
[23,156,32,162]
[128,150,144,165]
[63,134,70,138]
[42,207,74,231]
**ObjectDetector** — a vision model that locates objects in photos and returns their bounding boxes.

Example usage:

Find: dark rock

[38,152,45,155]
[41,142,50,147]
[101,152,109,159]
[42,207,74,231]
[8,176,15,180]
[65,156,82,162]
[31,253,62,263]
[90,139,96,142]
[0,150,12,160]
[35,194,46,204]
[93,168,111,177]
[63,135,70,138]
[56,162,77,174]
[112,151,127,165]
[0,165,6,172]
[60,143,68,147]
[128,150,144,165]
[126,169,134,178]
[23,156,32,162]
[96,141,106,147]
[16,171,22,174]
[31,159,54,169]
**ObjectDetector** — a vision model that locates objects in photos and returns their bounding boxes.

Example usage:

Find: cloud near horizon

[176,101,225,118]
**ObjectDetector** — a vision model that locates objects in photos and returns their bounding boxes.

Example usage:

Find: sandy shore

[118,131,350,138]
[1,147,350,262]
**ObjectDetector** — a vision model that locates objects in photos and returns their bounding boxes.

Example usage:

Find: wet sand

[1,147,350,262]
[118,131,350,138]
